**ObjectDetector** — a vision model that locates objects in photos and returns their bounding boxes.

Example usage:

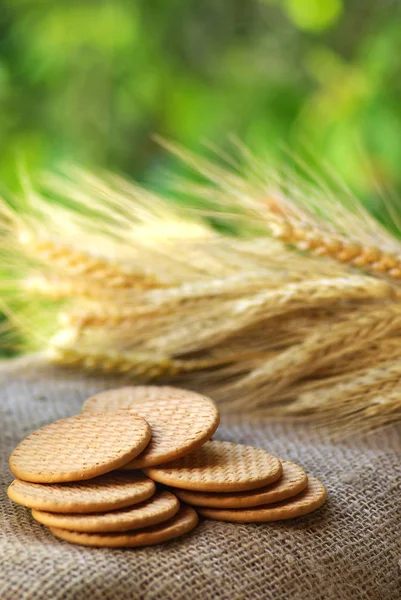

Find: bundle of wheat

[2,143,401,433]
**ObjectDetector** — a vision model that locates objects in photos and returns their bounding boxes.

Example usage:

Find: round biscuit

[82,386,219,468]
[197,476,327,522]
[7,472,155,513]
[32,490,179,532]
[9,411,151,483]
[174,460,308,508]
[48,504,199,547]
[143,440,282,492]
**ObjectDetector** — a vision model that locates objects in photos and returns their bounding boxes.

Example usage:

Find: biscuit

[48,504,199,547]
[197,476,327,522]
[174,460,308,508]
[7,472,155,513]
[32,490,179,532]
[9,411,151,483]
[83,386,219,468]
[144,440,282,492]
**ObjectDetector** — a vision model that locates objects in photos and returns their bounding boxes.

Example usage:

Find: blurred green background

[1,0,401,198]
[1,0,401,355]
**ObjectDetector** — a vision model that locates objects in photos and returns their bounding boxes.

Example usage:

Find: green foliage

[0,1,400,197]
[1,0,401,356]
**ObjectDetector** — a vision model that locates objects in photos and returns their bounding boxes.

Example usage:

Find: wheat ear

[224,303,401,408]
[19,233,159,289]
[48,345,253,378]
[269,337,401,403]
[278,360,401,435]
[283,359,401,416]
[269,215,401,281]
[61,275,396,330]
[166,142,401,283]
[308,337,401,381]
[141,278,396,355]
[23,275,109,300]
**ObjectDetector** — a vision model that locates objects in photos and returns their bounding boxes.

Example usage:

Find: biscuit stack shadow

[8,386,327,548]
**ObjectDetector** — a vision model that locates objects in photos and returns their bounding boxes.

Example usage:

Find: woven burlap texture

[0,356,400,600]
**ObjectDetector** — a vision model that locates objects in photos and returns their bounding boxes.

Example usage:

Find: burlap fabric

[1,356,400,600]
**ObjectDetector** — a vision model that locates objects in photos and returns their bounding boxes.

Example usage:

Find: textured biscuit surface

[9,411,151,483]
[197,476,327,522]
[48,504,199,547]
[32,490,180,532]
[144,441,282,492]
[82,386,219,468]
[7,472,155,513]
[174,460,308,508]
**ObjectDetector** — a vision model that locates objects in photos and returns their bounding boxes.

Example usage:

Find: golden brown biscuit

[48,505,199,547]
[9,411,151,483]
[7,472,155,513]
[32,490,179,532]
[174,460,308,508]
[144,440,282,492]
[83,386,219,468]
[197,476,327,522]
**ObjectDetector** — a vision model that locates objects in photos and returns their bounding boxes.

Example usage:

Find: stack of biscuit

[8,386,327,548]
